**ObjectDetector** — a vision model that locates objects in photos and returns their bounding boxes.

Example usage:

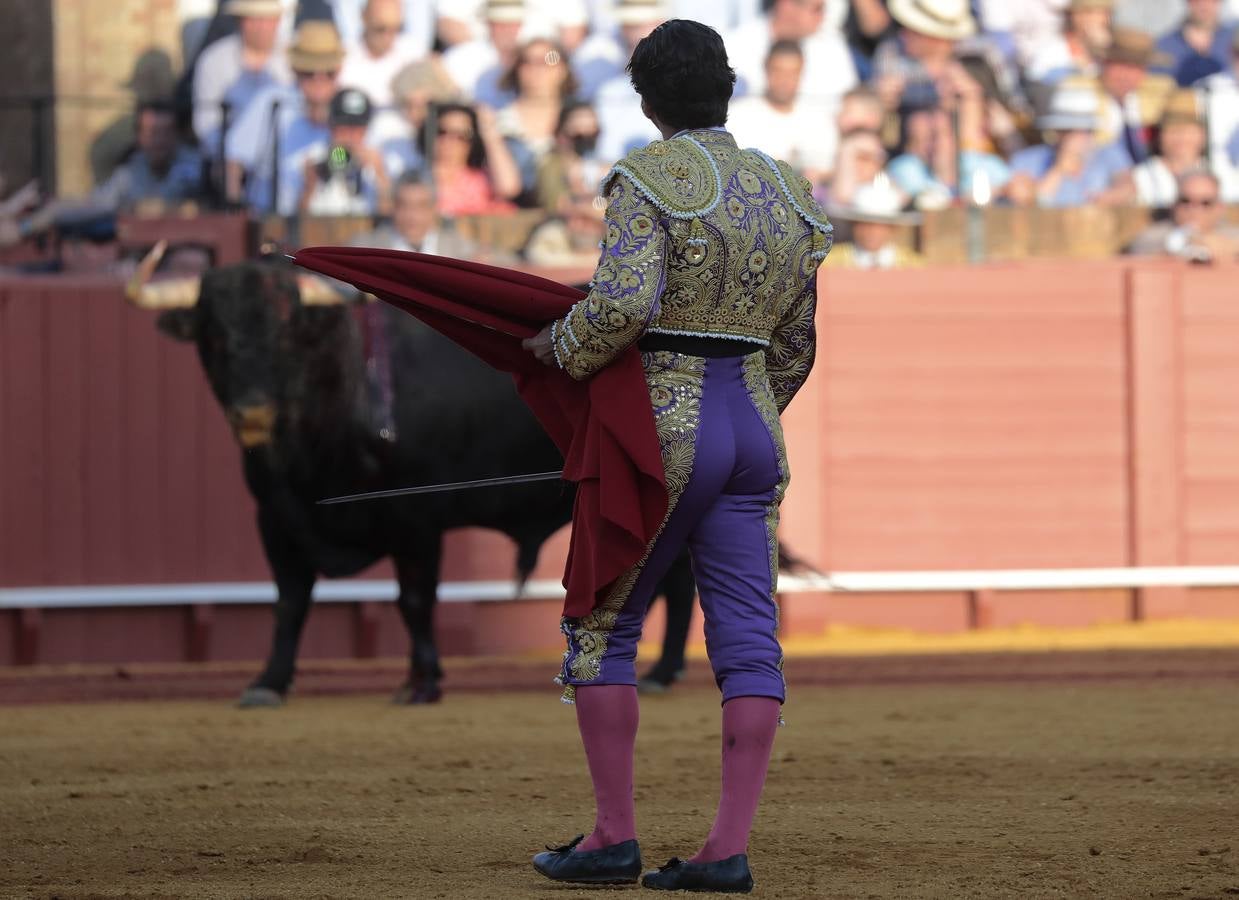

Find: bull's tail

[513,539,542,599]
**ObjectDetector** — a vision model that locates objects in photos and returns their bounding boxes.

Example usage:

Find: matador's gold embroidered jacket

[549,128,832,411]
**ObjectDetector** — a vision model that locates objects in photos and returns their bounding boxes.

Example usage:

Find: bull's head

[126,241,351,449]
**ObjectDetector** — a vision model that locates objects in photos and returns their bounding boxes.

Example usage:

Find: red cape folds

[292,246,667,618]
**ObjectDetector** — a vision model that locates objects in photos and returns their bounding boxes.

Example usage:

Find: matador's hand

[522,323,557,366]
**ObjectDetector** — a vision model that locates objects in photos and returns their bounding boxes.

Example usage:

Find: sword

[318,470,565,505]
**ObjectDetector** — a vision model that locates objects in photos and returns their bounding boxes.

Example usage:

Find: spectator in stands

[573,0,668,100]
[1006,85,1123,207]
[1027,0,1113,86]
[836,85,886,136]
[370,58,462,179]
[822,128,888,205]
[825,174,924,269]
[1126,169,1239,262]
[887,88,1011,206]
[299,88,391,215]
[1154,0,1236,87]
[1200,30,1239,177]
[1078,27,1177,165]
[726,0,858,112]
[420,102,522,216]
[729,41,839,182]
[496,38,579,200]
[442,0,529,109]
[0,101,204,248]
[324,0,436,58]
[536,100,607,212]
[872,0,977,113]
[840,0,896,74]
[523,190,608,267]
[980,0,1071,72]
[356,172,481,256]
[587,0,669,162]
[192,0,291,152]
[226,20,347,214]
[1113,90,1239,206]
[338,0,426,107]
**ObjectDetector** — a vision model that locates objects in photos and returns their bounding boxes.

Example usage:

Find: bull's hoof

[237,686,286,708]
[391,682,443,705]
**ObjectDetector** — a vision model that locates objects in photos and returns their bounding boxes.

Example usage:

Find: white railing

[3,566,1238,609]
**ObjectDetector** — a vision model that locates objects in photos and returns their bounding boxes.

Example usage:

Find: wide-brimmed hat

[614,0,668,25]
[485,0,525,22]
[827,175,921,226]
[1102,27,1171,67]
[1068,0,1112,11]
[1159,88,1203,128]
[288,20,345,73]
[223,0,284,16]
[1037,86,1099,131]
[888,0,976,41]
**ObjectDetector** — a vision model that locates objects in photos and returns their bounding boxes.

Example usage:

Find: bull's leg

[640,550,696,691]
[240,511,316,708]
[391,537,444,705]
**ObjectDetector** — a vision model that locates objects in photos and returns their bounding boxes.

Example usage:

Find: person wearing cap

[1154,0,1237,87]
[1062,27,1177,166]
[225,20,348,214]
[1027,0,1114,86]
[727,40,839,182]
[573,0,668,100]
[441,0,529,109]
[192,0,292,152]
[1006,85,1125,207]
[872,0,978,113]
[299,87,391,215]
[824,175,923,269]
[337,0,428,107]
[724,0,858,111]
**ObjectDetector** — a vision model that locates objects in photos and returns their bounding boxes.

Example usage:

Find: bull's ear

[156,308,198,342]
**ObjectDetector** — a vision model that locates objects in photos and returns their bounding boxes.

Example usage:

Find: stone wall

[50,0,183,196]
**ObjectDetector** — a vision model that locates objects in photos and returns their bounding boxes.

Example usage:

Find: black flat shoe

[641,855,754,893]
[532,834,642,885]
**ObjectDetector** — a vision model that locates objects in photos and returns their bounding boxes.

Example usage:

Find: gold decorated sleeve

[766,274,818,413]
[554,176,667,381]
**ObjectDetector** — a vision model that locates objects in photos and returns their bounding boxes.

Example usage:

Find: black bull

[151,261,696,704]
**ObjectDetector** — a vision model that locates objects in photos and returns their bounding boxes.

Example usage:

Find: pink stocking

[691,696,780,863]
[574,684,639,851]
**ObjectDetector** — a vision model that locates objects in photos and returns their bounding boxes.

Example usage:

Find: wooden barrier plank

[1125,267,1187,619]
[120,293,165,582]
[82,286,129,581]
[44,287,88,584]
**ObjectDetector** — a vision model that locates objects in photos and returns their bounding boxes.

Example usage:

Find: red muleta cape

[292,246,667,618]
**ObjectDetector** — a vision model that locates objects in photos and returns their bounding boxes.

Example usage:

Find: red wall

[3,260,1239,666]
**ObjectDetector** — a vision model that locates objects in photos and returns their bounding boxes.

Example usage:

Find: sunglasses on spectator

[1178,196,1218,207]
[366,22,404,34]
[438,126,475,141]
[296,70,339,81]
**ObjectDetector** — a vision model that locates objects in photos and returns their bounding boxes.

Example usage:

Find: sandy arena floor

[2,667,1238,899]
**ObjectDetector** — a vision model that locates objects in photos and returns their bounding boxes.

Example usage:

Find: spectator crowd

[6,0,1239,265]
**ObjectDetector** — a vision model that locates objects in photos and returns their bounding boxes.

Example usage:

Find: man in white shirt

[725,0,858,111]
[325,0,437,54]
[338,0,427,106]
[442,0,540,108]
[727,40,838,177]
[193,0,292,152]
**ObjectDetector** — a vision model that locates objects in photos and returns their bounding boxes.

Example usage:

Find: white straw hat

[1037,87,1099,132]
[888,0,977,41]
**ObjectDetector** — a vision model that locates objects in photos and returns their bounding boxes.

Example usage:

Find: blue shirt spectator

[1009,142,1127,206]
[1155,6,1236,86]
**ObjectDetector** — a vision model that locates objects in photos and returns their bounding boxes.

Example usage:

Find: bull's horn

[125,240,200,309]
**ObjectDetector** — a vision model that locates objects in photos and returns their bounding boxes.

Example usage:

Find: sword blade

[318,470,564,505]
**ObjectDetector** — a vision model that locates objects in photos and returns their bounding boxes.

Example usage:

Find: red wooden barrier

[2,260,1239,666]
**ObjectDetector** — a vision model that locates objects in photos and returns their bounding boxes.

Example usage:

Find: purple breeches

[558,351,788,704]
